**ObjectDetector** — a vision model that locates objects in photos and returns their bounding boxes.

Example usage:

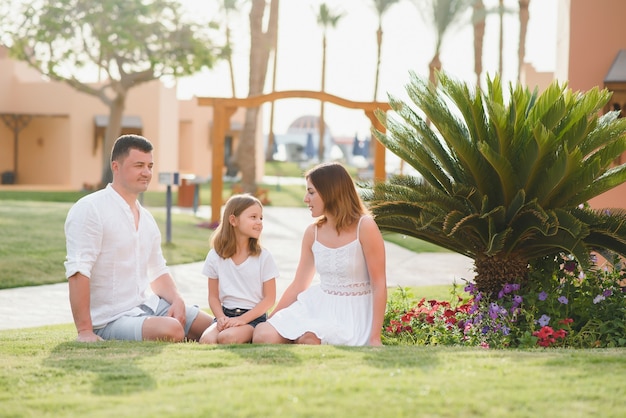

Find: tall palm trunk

[315,4,343,163]
[318,32,327,161]
[374,24,383,101]
[266,1,280,161]
[226,26,237,97]
[518,0,530,81]
[220,0,242,98]
[474,255,529,297]
[498,0,504,75]
[473,0,485,87]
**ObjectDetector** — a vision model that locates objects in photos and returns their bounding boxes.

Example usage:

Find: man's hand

[76,330,104,342]
[167,297,187,327]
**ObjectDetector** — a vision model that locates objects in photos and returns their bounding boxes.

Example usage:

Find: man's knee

[143,317,185,342]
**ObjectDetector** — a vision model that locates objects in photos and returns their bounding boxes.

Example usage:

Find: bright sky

[178,0,558,138]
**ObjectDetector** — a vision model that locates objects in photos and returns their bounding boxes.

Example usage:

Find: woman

[253,162,386,346]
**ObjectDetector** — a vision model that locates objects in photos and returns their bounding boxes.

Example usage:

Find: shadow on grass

[333,345,441,370]
[44,341,166,396]
[213,343,304,366]
[213,342,441,372]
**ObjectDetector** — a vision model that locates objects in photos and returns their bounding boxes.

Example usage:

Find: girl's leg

[217,325,254,344]
[199,322,219,344]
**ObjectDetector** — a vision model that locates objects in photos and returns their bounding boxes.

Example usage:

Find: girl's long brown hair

[211,194,263,259]
[306,162,368,233]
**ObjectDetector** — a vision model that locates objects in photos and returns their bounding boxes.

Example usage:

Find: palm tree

[518,0,531,81]
[498,0,504,74]
[372,0,400,101]
[472,0,486,87]
[363,72,626,297]
[315,3,344,162]
[219,0,244,98]
[411,0,473,86]
[266,0,280,161]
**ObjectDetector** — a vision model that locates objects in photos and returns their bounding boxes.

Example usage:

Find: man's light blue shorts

[94,298,200,341]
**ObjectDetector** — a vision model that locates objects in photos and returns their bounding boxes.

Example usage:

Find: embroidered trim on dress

[321,281,371,296]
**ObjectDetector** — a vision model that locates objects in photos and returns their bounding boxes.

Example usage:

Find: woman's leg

[295,332,321,345]
[252,322,292,344]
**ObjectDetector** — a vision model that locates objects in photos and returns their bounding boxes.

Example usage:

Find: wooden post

[365,110,386,182]
[210,102,238,223]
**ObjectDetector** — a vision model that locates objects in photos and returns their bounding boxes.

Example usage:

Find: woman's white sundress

[267,216,373,346]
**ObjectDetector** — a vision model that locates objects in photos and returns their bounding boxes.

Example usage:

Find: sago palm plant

[363,72,626,296]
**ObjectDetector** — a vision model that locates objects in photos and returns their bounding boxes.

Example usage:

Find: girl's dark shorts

[219,306,267,328]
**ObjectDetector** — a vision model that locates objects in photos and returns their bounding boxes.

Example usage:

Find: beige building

[0,46,250,193]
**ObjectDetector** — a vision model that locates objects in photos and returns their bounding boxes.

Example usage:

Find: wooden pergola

[198,90,391,222]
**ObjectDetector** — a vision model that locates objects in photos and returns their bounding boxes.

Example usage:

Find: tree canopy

[0,0,222,185]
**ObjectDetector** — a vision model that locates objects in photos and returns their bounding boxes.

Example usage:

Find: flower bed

[383,254,626,349]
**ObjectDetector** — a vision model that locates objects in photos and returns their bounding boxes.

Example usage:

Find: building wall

[564,0,626,92]
[0,48,247,192]
[554,0,626,210]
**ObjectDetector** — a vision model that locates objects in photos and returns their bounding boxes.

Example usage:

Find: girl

[253,162,387,346]
[199,194,278,344]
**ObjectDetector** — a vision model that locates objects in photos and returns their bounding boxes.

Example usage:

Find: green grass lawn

[0,200,212,289]
[1,165,625,417]
[0,325,624,417]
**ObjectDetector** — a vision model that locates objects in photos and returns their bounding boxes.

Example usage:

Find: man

[65,134,213,342]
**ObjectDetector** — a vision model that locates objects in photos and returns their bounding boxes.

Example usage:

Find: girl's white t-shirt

[202,248,279,310]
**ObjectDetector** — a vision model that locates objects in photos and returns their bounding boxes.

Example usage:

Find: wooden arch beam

[198,90,391,222]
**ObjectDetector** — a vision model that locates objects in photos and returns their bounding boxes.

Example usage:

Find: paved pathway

[0,206,474,331]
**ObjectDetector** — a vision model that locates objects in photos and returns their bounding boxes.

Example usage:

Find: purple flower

[537,314,551,327]
[501,325,510,336]
[603,289,613,297]
[538,291,548,301]
[558,296,568,304]
[489,303,500,319]
[464,283,477,294]
[511,283,521,291]
[513,295,523,305]
[593,294,605,304]
[563,260,577,272]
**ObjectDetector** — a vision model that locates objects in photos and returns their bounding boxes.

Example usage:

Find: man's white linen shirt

[64,184,168,328]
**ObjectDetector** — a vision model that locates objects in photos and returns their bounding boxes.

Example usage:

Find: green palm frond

[364,72,626,292]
